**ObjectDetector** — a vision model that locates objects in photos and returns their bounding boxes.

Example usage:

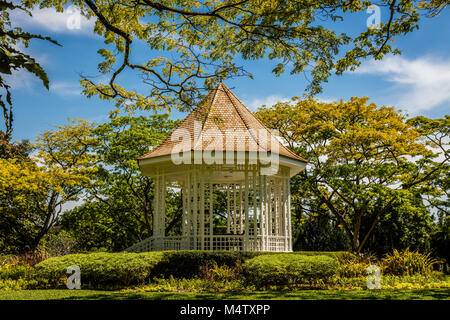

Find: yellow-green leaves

[256,96,442,252]
[23,0,435,114]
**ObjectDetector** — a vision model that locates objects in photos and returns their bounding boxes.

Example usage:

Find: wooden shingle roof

[138,83,307,163]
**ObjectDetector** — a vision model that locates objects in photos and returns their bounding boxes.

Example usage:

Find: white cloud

[353,55,450,114]
[5,72,82,97]
[11,6,95,35]
[50,81,81,96]
[245,95,291,111]
[5,69,40,90]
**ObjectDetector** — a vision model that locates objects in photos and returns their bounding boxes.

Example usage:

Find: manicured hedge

[34,250,345,289]
[151,251,260,278]
[34,252,164,289]
[292,251,353,259]
[243,254,338,287]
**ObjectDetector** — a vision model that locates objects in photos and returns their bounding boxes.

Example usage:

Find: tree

[406,116,449,216]
[407,115,449,263]
[256,96,445,253]
[21,0,447,114]
[0,119,97,252]
[0,130,30,160]
[0,0,60,135]
[61,114,180,251]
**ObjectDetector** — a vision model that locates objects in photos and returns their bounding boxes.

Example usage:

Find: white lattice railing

[124,237,154,252]
[125,235,291,252]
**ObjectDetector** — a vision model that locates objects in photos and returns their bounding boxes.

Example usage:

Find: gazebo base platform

[125,235,292,252]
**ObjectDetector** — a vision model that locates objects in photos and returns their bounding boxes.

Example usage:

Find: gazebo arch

[126,83,307,252]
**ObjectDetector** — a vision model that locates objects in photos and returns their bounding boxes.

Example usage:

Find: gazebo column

[200,174,205,250]
[233,184,237,234]
[244,169,249,250]
[287,173,292,251]
[268,178,273,240]
[209,179,213,251]
[276,178,282,249]
[226,184,231,233]
[192,169,199,250]
[239,183,243,234]
[260,174,267,251]
[153,171,166,250]
[181,171,189,249]
[283,172,290,251]
[249,165,258,250]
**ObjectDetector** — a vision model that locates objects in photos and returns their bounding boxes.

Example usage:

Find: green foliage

[6,250,450,292]
[0,262,34,281]
[41,230,78,257]
[243,254,338,288]
[431,212,450,272]
[0,131,31,160]
[336,252,376,278]
[0,119,98,253]
[151,251,259,279]
[60,201,141,252]
[364,201,434,256]
[0,260,37,290]
[293,215,351,251]
[34,252,164,289]
[130,275,248,293]
[327,272,450,290]
[19,0,441,114]
[291,251,352,259]
[381,249,440,276]
[201,262,240,282]
[60,115,180,251]
[32,251,348,289]
[257,98,445,254]
[336,249,442,278]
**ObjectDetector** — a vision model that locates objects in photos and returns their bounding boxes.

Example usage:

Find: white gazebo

[125,83,307,252]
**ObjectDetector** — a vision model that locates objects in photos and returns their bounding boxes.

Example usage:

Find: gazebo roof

[138,82,307,164]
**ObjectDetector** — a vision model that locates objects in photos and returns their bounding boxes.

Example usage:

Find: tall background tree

[60,114,181,251]
[0,119,97,253]
[407,115,449,263]
[256,97,449,254]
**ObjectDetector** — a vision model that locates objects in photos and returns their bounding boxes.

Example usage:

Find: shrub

[42,230,77,256]
[243,254,338,288]
[32,250,349,289]
[381,248,440,276]
[151,251,260,279]
[130,275,247,293]
[336,252,376,278]
[0,262,34,281]
[1,250,51,267]
[199,261,242,282]
[34,252,164,289]
[0,261,37,290]
[292,251,353,259]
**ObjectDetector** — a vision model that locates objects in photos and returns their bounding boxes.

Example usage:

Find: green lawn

[0,289,449,300]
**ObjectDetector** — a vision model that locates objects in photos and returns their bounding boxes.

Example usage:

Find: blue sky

[7,5,450,142]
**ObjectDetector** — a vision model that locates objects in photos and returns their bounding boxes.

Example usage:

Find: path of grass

[0,289,449,300]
